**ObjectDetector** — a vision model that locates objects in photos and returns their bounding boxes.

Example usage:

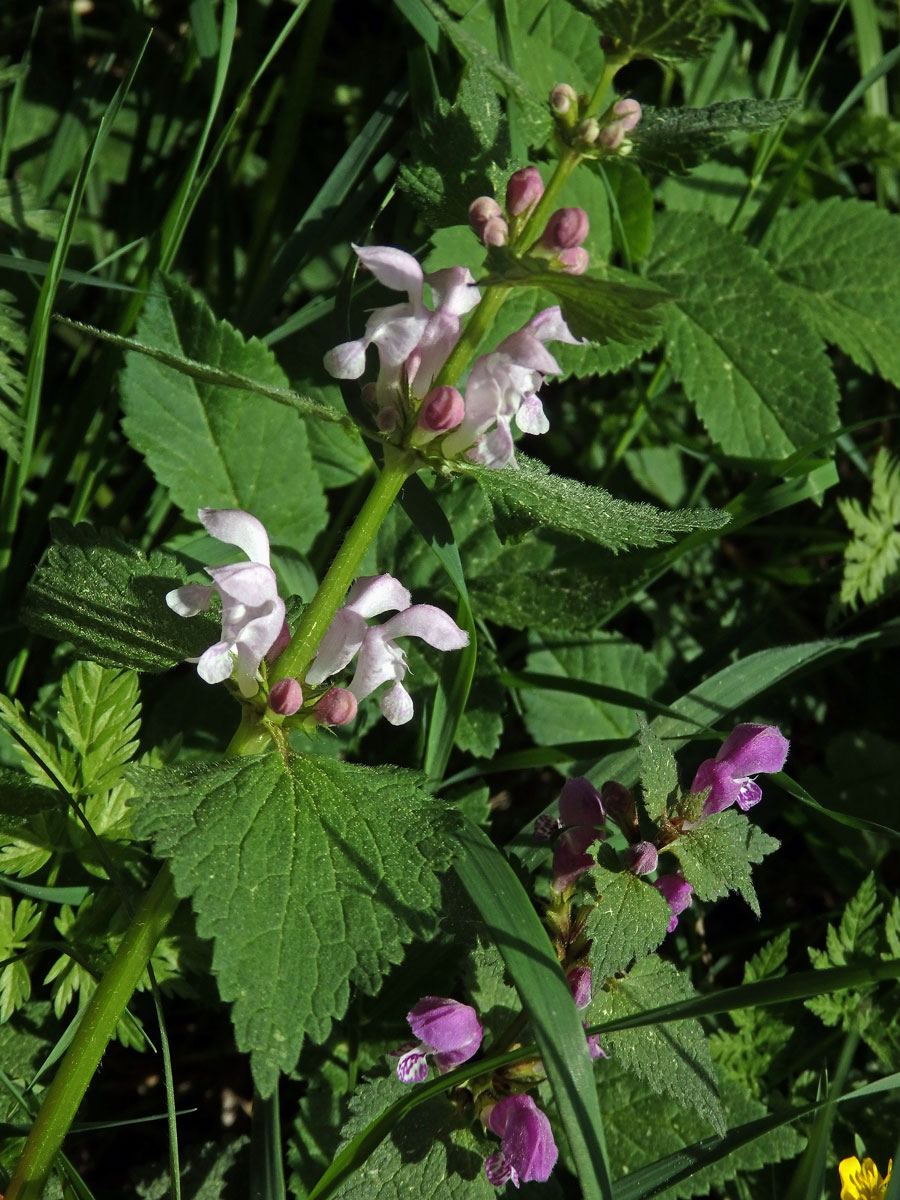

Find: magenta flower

[485,1094,558,1187]
[393,997,483,1083]
[551,777,605,893]
[306,573,468,725]
[165,508,285,698]
[654,873,694,933]
[691,723,789,817]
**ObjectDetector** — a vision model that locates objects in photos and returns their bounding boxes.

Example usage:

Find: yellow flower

[839,1156,893,1200]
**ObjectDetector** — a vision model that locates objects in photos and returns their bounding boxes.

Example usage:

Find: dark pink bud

[314,686,358,726]
[625,840,658,876]
[600,780,634,820]
[265,618,291,664]
[376,405,399,433]
[613,97,642,132]
[566,966,592,1010]
[418,385,465,434]
[469,195,502,229]
[540,207,589,251]
[557,246,589,275]
[268,677,302,716]
[481,215,509,246]
[654,873,694,933]
[506,166,544,217]
[550,83,578,115]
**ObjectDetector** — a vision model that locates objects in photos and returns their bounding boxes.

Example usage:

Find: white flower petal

[199,508,271,566]
[206,562,279,607]
[516,395,550,435]
[305,609,368,685]
[469,420,516,468]
[323,339,368,379]
[347,629,403,702]
[166,583,216,617]
[379,604,469,651]
[196,641,236,685]
[526,305,582,345]
[381,680,414,725]
[426,266,480,315]
[345,573,411,618]
[233,641,263,697]
[494,330,560,375]
[354,244,424,301]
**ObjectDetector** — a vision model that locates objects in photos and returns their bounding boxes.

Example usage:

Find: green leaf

[135,1138,248,1200]
[646,212,840,459]
[837,448,900,608]
[631,99,797,175]
[588,956,724,1134]
[562,0,719,62]
[0,894,40,1020]
[670,808,780,917]
[127,753,454,1096]
[328,1075,497,1199]
[22,520,221,672]
[586,864,672,982]
[58,662,141,794]
[120,274,327,553]
[766,198,900,389]
[469,456,729,549]
[0,288,26,460]
[637,716,678,821]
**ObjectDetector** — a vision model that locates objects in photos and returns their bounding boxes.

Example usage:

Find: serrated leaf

[646,212,840,459]
[469,456,729,549]
[766,198,900,389]
[631,99,796,175]
[135,1137,249,1199]
[837,448,900,608]
[328,1074,498,1199]
[0,894,40,1020]
[671,809,779,917]
[589,957,724,1134]
[0,289,26,459]
[586,865,672,981]
[127,753,454,1096]
[637,716,678,821]
[58,662,141,793]
[120,274,327,553]
[22,520,221,672]
[563,0,719,62]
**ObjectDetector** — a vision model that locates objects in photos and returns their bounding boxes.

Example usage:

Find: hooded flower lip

[691,723,789,817]
[839,1156,892,1200]
[444,305,581,468]
[485,1094,558,1187]
[165,508,285,698]
[551,777,606,893]
[392,996,483,1083]
[323,244,479,405]
[306,573,468,725]
[654,873,694,933]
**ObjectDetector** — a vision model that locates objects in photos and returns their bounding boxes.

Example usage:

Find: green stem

[6,866,181,1200]
[433,287,509,389]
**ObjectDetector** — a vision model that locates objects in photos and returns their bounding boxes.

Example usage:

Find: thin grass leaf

[251,1088,286,1200]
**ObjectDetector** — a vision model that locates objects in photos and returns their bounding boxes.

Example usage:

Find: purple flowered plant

[484,1094,558,1188]
[551,777,606,893]
[654,873,694,933]
[691,723,789,817]
[392,996,483,1084]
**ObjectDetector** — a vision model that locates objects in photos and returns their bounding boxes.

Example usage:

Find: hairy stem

[6,867,181,1200]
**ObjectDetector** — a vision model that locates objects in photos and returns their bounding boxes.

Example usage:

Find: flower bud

[598,123,625,151]
[600,779,634,820]
[418,385,465,434]
[314,686,358,726]
[468,195,502,239]
[566,966,592,1010]
[550,83,578,115]
[654,873,694,933]
[575,117,600,146]
[376,405,399,433]
[481,215,509,247]
[613,97,642,132]
[557,246,589,275]
[625,840,658,876]
[506,166,544,217]
[540,207,589,252]
[268,677,303,716]
[558,777,604,827]
[360,382,378,409]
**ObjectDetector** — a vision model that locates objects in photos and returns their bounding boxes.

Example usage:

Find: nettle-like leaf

[0,288,26,460]
[563,0,718,62]
[766,197,900,389]
[398,69,510,228]
[327,1074,499,1200]
[670,808,780,917]
[588,956,724,1133]
[128,753,456,1096]
[637,715,678,821]
[120,274,327,554]
[469,456,729,549]
[646,211,840,459]
[586,860,672,981]
[58,662,141,794]
[601,1058,804,1195]
[631,98,797,175]
[837,448,900,609]
[22,520,220,672]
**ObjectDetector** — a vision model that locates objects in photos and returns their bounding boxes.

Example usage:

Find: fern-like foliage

[838,448,900,608]
[0,288,26,460]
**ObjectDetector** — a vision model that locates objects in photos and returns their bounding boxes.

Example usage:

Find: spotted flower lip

[165,508,285,698]
[691,723,789,817]
[392,996,483,1084]
[484,1094,558,1187]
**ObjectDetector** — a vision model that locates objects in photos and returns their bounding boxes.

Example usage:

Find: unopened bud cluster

[550,81,643,158]
[468,165,590,275]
